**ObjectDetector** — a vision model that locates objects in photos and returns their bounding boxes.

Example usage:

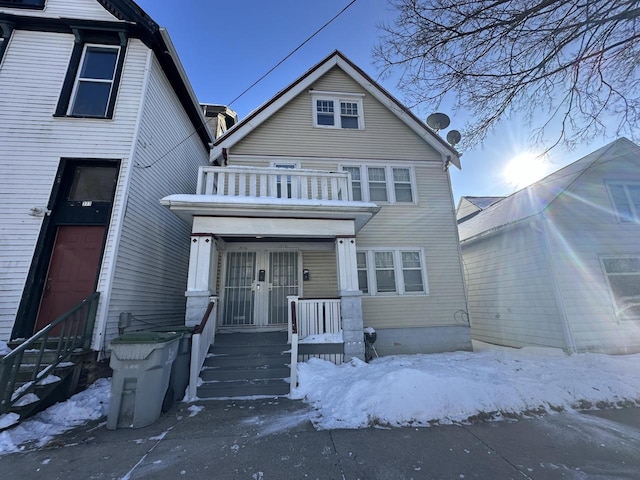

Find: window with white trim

[602,256,640,320]
[607,182,640,223]
[311,92,364,129]
[357,249,427,295]
[341,165,416,204]
[68,45,120,117]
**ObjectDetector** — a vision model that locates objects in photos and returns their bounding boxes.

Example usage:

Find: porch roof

[160,194,380,233]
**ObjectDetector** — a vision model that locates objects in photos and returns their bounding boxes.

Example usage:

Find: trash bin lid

[111,331,182,344]
[151,325,194,335]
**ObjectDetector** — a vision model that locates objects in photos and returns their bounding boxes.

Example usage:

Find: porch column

[335,236,364,360]
[185,234,217,327]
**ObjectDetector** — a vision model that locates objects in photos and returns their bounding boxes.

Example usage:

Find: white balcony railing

[196,166,352,201]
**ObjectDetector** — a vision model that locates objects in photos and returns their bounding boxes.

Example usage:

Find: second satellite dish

[446,130,461,147]
[426,112,451,131]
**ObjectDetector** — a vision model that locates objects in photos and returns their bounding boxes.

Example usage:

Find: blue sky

[135,0,612,203]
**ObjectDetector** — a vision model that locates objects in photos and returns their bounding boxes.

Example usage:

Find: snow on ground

[291,344,640,430]
[0,378,110,455]
[1,344,640,454]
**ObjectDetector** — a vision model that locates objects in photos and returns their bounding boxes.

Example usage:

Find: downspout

[537,214,578,353]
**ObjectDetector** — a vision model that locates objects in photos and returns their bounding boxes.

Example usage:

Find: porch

[161,164,379,397]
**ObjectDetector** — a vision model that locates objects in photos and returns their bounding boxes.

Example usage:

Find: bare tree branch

[374,0,640,150]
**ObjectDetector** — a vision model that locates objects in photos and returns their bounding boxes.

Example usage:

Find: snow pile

[0,378,110,455]
[291,347,640,429]
[0,340,10,355]
[299,332,343,344]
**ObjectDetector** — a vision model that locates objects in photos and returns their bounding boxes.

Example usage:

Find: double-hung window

[0,23,12,63]
[312,92,364,129]
[56,32,127,119]
[68,45,120,117]
[601,256,640,320]
[0,0,45,8]
[341,165,416,204]
[357,249,427,295]
[607,182,640,223]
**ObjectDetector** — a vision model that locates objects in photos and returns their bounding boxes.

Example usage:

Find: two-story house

[162,51,472,366]
[0,0,212,356]
[458,138,640,354]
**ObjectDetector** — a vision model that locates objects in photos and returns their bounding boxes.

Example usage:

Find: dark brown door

[34,226,105,332]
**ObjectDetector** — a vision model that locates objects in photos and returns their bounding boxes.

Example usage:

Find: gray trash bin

[107,331,181,430]
[151,325,193,411]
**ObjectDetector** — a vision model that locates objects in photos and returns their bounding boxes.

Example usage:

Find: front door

[222,250,299,328]
[35,225,105,331]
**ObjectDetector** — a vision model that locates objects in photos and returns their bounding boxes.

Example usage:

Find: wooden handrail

[193,299,215,334]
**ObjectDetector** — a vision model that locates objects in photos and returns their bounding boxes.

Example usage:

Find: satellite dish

[426,112,451,131]
[446,129,462,147]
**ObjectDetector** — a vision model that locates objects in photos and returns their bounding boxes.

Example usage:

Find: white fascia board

[334,57,461,169]
[210,57,340,161]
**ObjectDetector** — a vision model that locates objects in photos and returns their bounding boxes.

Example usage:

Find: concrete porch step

[197,332,291,399]
[197,378,290,398]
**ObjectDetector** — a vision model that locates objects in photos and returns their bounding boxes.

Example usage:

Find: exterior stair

[197,332,291,398]
[0,341,89,430]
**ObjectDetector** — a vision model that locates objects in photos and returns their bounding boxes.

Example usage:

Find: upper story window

[0,24,11,63]
[607,182,640,223]
[55,32,127,120]
[601,256,640,320]
[0,0,45,9]
[311,91,364,129]
[341,165,417,204]
[68,45,120,117]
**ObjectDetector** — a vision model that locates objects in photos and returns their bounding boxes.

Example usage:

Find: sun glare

[503,152,548,189]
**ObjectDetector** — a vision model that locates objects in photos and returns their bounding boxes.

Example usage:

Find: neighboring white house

[0,0,213,354]
[162,50,472,359]
[458,138,640,354]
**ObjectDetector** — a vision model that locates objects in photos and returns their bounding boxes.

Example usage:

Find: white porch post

[335,236,364,360]
[185,234,217,327]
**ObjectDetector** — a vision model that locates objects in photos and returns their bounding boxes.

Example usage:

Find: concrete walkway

[1,399,639,479]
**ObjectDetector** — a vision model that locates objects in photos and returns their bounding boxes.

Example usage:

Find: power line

[136,0,358,169]
[226,0,358,108]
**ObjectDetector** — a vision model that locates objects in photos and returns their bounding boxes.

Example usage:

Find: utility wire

[135,0,358,169]
[226,0,358,108]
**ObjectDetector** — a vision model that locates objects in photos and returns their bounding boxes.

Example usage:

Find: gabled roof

[211,50,461,169]
[458,138,640,243]
[456,196,504,223]
[0,0,211,148]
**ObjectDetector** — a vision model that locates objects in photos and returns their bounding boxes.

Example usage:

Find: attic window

[607,182,640,223]
[311,91,364,129]
[0,0,45,9]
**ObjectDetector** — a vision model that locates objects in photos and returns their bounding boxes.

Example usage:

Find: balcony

[196,166,352,201]
[162,165,379,235]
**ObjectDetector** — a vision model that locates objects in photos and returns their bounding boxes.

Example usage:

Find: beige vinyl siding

[462,224,567,349]
[0,0,118,21]
[0,32,144,340]
[103,53,209,347]
[545,156,640,353]
[301,251,338,298]
[232,67,441,162]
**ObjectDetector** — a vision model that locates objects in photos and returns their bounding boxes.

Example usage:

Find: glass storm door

[222,251,298,327]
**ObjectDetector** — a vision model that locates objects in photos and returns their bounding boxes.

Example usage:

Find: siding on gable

[232,67,442,162]
[544,156,640,353]
[102,53,209,348]
[0,31,145,341]
[462,223,568,349]
[0,0,118,21]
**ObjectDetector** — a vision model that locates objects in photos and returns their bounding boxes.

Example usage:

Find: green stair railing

[0,292,100,417]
